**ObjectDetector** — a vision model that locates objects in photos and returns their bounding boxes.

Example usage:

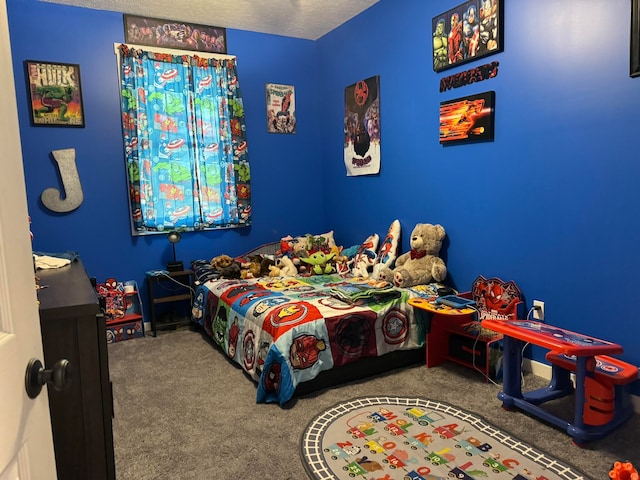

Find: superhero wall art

[25,60,85,127]
[266,83,296,134]
[432,0,503,73]
[439,90,495,144]
[344,75,381,176]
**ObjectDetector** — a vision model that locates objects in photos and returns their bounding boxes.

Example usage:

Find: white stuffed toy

[378,223,447,288]
[275,256,298,277]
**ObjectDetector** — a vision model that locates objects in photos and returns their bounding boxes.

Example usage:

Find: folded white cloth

[34,255,71,270]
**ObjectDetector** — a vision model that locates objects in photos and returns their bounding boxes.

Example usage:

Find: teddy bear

[377,223,447,288]
[240,255,262,279]
[211,254,242,279]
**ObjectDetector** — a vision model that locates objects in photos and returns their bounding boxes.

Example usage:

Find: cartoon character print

[227,317,240,359]
[326,312,378,365]
[263,301,323,341]
[472,275,522,319]
[242,330,256,371]
[289,334,326,370]
[255,340,271,377]
[212,303,228,347]
[252,297,288,318]
[261,361,281,395]
[203,290,220,336]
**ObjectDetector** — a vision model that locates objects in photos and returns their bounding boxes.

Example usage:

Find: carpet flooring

[108,327,639,479]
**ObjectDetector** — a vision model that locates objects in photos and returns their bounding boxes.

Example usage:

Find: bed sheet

[191,274,438,405]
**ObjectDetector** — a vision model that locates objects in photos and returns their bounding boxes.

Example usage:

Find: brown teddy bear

[378,223,447,288]
[211,254,241,279]
[240,255,262,279]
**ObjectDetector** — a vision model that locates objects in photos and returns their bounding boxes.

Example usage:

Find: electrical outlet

[533,300,545,321]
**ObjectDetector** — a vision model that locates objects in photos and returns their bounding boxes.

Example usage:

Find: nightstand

[146,269,194,337]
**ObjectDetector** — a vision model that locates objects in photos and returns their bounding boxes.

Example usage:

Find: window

[117,43,251,235]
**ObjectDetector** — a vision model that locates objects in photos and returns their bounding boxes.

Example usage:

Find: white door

[0,0,58,478]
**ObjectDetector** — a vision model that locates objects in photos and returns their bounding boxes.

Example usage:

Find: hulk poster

[25,60,85,127]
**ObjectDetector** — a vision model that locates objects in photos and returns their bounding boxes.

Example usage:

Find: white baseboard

[524,359,640,414]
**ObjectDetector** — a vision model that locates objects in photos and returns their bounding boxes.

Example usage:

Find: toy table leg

[497,336,523,407]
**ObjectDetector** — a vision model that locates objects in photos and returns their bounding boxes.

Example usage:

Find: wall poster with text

[344,75,380,176]
[266,83,296,134]
[25,60,84,127]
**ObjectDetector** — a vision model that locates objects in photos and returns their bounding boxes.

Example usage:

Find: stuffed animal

[268,264,281,277]
[275,256,298,277]
[240,255,263,279]
[301,251,336,275]
[378,223,447,288]
[211,254,242,279]
[260,257,276,277]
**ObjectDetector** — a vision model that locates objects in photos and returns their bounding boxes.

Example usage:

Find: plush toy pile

[207,223,448,288]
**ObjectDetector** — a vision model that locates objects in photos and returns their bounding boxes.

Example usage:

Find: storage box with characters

[95,278,145,343]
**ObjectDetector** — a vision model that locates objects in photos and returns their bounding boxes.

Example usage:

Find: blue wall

[8,0,640,383]
[316,0,640,377]
[7,0,324,290]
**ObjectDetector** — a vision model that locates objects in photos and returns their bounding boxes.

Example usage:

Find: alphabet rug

[300,396,587,480]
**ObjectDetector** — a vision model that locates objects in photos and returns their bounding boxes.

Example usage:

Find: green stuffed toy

[301,251,336,275]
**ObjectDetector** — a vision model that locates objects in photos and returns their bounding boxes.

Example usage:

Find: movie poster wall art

[123,14,227,54]
[344,75,381,176]
[266,83,296,134]
[25,60,85,127]
[439,90,495,144]
[432,0,503,73]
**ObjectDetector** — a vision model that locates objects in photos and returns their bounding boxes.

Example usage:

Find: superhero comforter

[191,274,435,405]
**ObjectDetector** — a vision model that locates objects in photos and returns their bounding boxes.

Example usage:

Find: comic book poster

[344,75,380,176]
[25,60,84,127]
[266,84,296,134]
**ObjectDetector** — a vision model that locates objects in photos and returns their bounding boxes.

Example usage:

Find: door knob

[25,358,71,399]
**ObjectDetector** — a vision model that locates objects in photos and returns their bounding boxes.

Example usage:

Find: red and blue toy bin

[96,279,145,343]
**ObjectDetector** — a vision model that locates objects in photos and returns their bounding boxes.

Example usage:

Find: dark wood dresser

[37,259,115,480]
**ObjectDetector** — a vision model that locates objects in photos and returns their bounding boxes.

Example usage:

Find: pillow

[371,220,401,280]
[375,219,401,267]
[351,233,379,277]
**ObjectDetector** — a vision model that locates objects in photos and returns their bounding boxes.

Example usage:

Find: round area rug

[300,396,587,480]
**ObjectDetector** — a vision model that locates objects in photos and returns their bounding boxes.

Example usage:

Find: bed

[189,233,442,405]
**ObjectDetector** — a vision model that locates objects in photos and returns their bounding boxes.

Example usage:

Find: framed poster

[266,84,296,134]
[439,91,495,144]
[24,60,85,127]
[632,0,640,77]
[344,75,381,176]
[432,0,504,73]
[123,14,227,54]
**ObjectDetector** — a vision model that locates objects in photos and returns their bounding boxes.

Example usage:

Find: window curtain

[119,44,251,234]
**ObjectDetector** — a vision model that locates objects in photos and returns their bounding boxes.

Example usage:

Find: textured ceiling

[40,0,379,40]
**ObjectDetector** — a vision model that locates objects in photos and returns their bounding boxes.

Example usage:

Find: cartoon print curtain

[119,44,251,234]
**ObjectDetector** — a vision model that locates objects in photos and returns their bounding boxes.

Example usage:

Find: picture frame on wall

[432,0,504,73]
[632,0,640,77]
[266,83,296,134]
[344,75,381,176]
[25,60,85,127]
[123,14,227,54]
[439,90,495,144]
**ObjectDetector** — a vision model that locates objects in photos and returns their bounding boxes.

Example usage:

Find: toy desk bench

[545,351,638,430]
[482,319,637,445]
